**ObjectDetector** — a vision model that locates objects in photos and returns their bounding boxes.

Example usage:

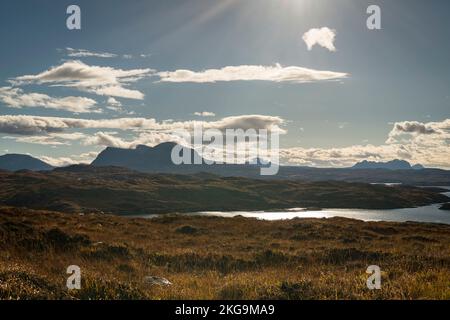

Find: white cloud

[92,85,145,100]
[83,131,131,149]
[206,115,285,132]
[81,130,189,149]
[11,60,154,100]
[3,132,88,146]
[386,120,449,146]
[0,115,156,135]
[388,120,439,138]
[107,97,122,107]
[50,132,87,141]
[3,135,68,146]
[63,48,150,60]
[280,144,400,168]
[157,64,348,83]
[282,119,450,169]
[39,151,99,167]
[65,48,117,58]
[194,111,216,117]
[106,97,124,112]
[0,114,284,136]
[302,27,337,52]
[82,130,222,151]
[0,114,286,162]
[4,113,447,168]
[0,87,99,113]
[384,119,450,167]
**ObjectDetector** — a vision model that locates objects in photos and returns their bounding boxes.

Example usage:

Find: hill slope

[0,167,447,215]
[0,154,53,171]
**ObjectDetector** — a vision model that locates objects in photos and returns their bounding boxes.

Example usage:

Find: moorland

[1,206,449,299]
[0,166,448,215]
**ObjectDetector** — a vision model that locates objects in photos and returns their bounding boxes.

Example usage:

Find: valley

[0,166,448,215]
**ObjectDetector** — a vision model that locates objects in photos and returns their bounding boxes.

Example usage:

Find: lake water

[136,187,450,224]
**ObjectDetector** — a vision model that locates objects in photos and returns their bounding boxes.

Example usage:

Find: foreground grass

[0,206,449,300]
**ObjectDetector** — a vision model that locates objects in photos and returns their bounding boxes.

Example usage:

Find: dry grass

[0,206,449,300]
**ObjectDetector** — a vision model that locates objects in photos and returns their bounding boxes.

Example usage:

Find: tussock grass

[0,207,449,300]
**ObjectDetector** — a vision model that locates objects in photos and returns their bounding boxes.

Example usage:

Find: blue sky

[0,0,449,168]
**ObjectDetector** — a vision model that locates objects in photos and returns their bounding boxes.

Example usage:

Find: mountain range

[1,143,450,186]
[91,143,429,173]
[352,159,424,170]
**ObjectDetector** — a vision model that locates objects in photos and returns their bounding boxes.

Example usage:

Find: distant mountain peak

[135,144,152,150]
[91,142,202,172]
[133,142,178,151]
[152,141,178,148]
[0,154,53,171]
[352,159,425,170]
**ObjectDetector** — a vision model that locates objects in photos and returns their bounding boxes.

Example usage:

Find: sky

[0,0,449,168]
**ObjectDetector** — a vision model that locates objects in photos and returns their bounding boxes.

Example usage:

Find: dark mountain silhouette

[2,143,447,185]
[91,142,264,174]
[0,154,53,171]
[91,142,205,172]
[352,159,424,170]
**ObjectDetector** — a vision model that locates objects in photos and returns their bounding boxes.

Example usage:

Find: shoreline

[128,202,450,225]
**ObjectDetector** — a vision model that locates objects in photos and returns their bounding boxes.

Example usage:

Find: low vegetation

[1,206,449,300]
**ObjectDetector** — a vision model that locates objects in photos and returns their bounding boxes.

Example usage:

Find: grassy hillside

[0,167,448,215]
[0,206,449,299]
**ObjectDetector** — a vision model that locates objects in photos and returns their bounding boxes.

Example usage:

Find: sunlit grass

[1,206,449,300]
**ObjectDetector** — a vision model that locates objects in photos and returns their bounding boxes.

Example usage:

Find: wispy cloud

[302,27,337,52]
[65,48,118,58]
[61,48,151,60]
[3,132,87,146]
[106,97,123,111]
[194,111,216,117]
[3,135,68,146]
[0,87,99,113]
[157,64,348,83]
[0,114,284,136]
[39,151,99,167]
[10,60,154,100]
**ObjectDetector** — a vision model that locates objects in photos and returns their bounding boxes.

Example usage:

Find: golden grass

[0,206,449,300]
